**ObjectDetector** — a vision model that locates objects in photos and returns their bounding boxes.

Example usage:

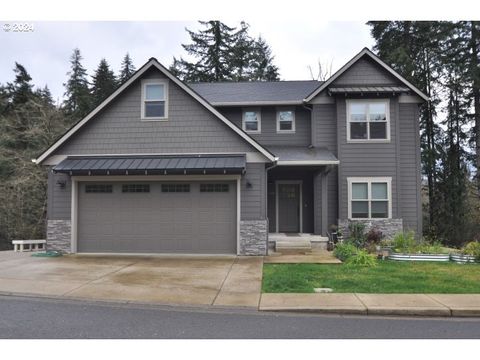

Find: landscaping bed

[262,261,480,294]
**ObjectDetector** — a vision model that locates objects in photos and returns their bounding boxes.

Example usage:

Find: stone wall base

[239,220,268,255]
[47,219,71,253]
[338,219,403,240]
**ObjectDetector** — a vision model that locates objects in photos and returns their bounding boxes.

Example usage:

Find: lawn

[262,261,480,293]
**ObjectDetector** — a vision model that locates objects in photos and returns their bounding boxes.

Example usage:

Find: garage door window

[122,184,150,193]
[161,184,190,192]
[200,184,229,192]
[85,184,113,193]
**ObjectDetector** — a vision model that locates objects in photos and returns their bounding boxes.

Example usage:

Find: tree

[308,59,333,81]
[91,58,118,106]
[119,52,136,83]
[63,48,91,121]
[170,20,280,82]
[6,62,34,107]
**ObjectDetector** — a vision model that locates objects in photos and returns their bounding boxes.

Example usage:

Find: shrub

[366,227,383,245]
[333,243,357,261]
[461,241,480,260]
[392,231,416,253]
[345,249,377,267]
[348,222,366,248]
[416,241,447,254]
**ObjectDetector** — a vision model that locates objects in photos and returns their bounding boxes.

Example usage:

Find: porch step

[275,240,312,255]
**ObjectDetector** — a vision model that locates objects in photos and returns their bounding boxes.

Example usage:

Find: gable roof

[189,81,321,106]
[304,47,429,103]
[34,58,276,165]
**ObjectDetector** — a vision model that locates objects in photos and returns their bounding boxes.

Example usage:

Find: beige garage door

[77,181,237,254]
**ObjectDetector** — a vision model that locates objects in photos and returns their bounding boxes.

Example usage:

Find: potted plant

[451,242,480,263]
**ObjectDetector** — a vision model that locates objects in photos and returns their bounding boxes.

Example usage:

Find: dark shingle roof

[188,81,322,106]
[53,155,246,175]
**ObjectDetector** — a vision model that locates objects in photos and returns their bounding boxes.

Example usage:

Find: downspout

[265,158,279,255]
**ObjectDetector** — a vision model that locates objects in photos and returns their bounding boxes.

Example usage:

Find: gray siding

[399,103,422,233]
[312,104,338,230]
[54,69,256,156]
[221,106,311,147]
[334,57,401,86]
[47,171,71,220]
[336,97,399,220]
[241,162,266,220]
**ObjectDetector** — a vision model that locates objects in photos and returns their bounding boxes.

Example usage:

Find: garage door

[77,181,237,254]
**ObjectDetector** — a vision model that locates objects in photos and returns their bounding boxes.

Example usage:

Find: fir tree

[63,48,91,120]
[91,58,118,107]
[249,36,280,81]
[119,53,136,83]
[6,62,34,107]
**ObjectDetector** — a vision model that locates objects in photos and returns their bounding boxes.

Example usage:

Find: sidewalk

[259,293,480,317]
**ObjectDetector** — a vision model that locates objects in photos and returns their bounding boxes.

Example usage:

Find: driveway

[0,251,263,308]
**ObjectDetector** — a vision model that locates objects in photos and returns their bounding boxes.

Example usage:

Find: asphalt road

[0,295,480,339]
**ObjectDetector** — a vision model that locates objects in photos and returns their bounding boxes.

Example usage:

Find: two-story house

[35,48,427,255]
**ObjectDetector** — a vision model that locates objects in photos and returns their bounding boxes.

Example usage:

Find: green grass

[262,261,480,293]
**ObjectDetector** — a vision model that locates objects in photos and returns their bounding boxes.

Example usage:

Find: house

[35,47,428,255]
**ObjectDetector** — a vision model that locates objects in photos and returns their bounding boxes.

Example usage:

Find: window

[85,184,113,193]
[348,177,391,219]
[161,184,190,193]
[242,109,261,133]
[200,183,229,192]
[277,109,295,133]
[347,100,389,141]
[122,184,150,193]
[141,79,168,120]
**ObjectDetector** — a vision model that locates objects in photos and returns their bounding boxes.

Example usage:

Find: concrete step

[275,240,312,255]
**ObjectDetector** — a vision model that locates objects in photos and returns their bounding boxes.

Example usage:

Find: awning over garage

[52,154,246,176]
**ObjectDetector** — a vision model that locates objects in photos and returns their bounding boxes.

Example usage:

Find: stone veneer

[239,220,268,255]
[338,218,403,240]
[47,219,71,253]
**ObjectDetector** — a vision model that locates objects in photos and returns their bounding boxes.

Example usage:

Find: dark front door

[278,183,300,233]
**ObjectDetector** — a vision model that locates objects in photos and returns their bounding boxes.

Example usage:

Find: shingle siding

[54,69,256,156]
[220,106,311,147]
[334,57,402,86]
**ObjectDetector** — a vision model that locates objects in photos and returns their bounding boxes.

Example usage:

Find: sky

[0,21,374,104]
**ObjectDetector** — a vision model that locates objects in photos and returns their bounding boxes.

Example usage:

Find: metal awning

[328,85,410,95]
[267,146,339,166]
[52,154,246,176]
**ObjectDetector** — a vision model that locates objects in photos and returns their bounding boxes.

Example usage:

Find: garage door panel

[77,181,237,254]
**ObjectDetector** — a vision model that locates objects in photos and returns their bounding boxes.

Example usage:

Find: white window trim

[347,177,392,220]
[346,99,390,143]
[141,79,169,121]
[242,108,261,134]
[276,108,296,133]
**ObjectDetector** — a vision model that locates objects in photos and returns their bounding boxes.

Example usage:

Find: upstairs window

[242,109,261,133]
[348,177,391,219]
[347,100,389,141]
[277,109,295,133]
[141,80,168,120]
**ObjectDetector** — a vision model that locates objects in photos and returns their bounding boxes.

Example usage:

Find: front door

[277,183,301,233]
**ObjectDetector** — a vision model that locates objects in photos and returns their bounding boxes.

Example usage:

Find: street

[0,295,479,338]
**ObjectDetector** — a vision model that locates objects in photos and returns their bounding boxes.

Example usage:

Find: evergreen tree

[119,53,136,83]
[170,20,280,82]
[6,62,34,107]
[63,48,91,120]
[91,58,118,107]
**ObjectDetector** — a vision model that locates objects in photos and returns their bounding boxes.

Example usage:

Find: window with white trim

[347,100,389,141]
[348,177,391,219]
[277,109,295,133]
[242,109,261,133]
[141,80,168,119]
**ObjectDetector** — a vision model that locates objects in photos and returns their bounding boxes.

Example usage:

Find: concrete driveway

[0,251,263,308]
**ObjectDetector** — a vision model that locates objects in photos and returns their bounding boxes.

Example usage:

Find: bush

[366,227,383,245]
[345,249,377,267]
[392,231,416,253]
[347,222,367,248]
[461,241,480,260]
[333,243,358,261]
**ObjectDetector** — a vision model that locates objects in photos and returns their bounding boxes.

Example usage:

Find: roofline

[34,59,276,164]
[303,47,429,103]
[276,160,340,166]
[210,100,303,107]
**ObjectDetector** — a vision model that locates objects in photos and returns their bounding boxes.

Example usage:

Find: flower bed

[389,253,450,262]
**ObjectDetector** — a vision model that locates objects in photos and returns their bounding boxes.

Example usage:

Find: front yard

[262,261,480,294]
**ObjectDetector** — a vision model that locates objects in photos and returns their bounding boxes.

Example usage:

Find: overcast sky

[0,21,374,103]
